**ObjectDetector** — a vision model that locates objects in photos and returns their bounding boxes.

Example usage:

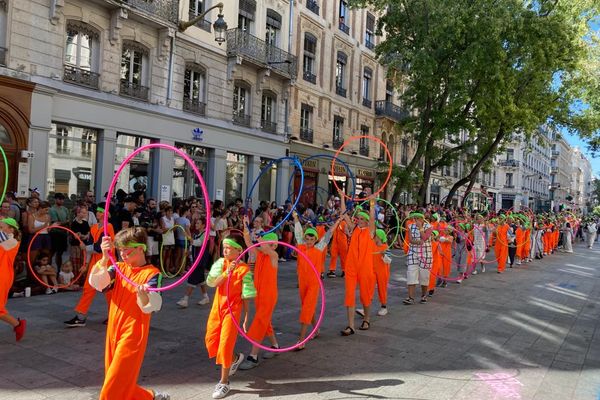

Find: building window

[505,172,513,188]
[0,1,6,66]
[335,52,347,97]
[189,0,211,32]
[64,21,100,89]
[401,139,408,165]
[173,143,209,200]
[339,0,349,34]
[183,64,206,116]
[261,91,277,134]
[362,67,372,108]
[385,80,394,102]
[306,0,319,15]
[226,152,247,204]
[238,0,256,32]
[303,33,317,84]
[300,104,313,143]
[365,13,375,49]
[115,133,152,195]
[359,126,369,156]
[48,123,97,199]
[266,9,281,48]
[506,148,514,160]
[233,82,251,127]
[259,158,277,203]
[333,116,344,149]
[120,41,149,101]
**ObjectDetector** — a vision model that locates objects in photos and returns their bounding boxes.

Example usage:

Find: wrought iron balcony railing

[119,79,149,101]
[359,145,369,157]
[504,184,515,189]
[306,0,319,15]
[339,22,350,34]
[120,0,179,24]
[0,47,6,66]
[188,10,211,32]
[550,166,558,174]
[183,97,206,116]
[303,70,317,84]
[300,128,313,143]
[233,111,251,127]
[63,65,100,89]
[333,137,344,150]
[498,159,520,168]
[365,40,375,50]
[261,120,277,134]
[336,86,347,98]
[375,100,409,121]
[226,28,298,80]
[362,98,372,108]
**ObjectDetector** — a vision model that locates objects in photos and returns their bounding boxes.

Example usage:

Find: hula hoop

[0,145,8,206]
[246,156,304,236]
[105,143,211,292]
[159,224,188,278]
[352,198,401,249]
[331,135,392,201]
[26,225,87,289]
[226,240,324,353]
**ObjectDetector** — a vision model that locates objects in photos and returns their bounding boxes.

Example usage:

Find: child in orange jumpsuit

[293,211,338,348]
[494,216,509,273]
[205,235,256,399]
[0,218,26,341]
[372,229,392,316]
[89,227,170,400]
[65,205,114,327]
[239,217,280,370]
[328,219,349,277]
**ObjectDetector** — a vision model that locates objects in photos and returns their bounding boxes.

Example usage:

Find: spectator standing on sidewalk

[49,193,70,270]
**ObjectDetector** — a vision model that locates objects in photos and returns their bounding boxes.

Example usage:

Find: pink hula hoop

[104,143,211,292]
[226,240,325,353]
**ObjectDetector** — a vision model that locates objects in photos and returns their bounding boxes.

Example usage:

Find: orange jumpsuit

[0,241,19,318]
[315,225,327,271]
[345,227,375,307]
[246,252,278,344]
[438,225,452,278]
[373,243,390,305]
[74,223,114,315]
[543,224,552,254]
[205,259,252,368]
[329,221,348,273]
[403,219,414,254]
[296,244,324,324]
[495,224,509,272]
[515,227,526,261]
[100,262,160,400]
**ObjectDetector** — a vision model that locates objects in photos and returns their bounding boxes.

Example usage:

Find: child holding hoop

[89,227,169,400]
[0,218,26,341]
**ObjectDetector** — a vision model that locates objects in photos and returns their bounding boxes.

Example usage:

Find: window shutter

[239,0,256,20]
[266,9,282,29]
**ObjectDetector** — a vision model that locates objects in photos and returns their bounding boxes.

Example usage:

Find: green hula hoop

[0,146,8,206]
[352,198,401,248]
[159,224,188,278]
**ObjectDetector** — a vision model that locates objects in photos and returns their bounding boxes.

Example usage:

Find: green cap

[0,218,19,230]
[375,229,387,243]
[304,227,319,239]
[261,232,279,242]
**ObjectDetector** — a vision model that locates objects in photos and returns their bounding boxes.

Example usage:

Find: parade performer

[493,215,509,273]
[89,227,169,400]
[328,218,349,278]
[403,212,433,305]
[372,229,392,315]
[0,218,25,341]
[205,235,256,399]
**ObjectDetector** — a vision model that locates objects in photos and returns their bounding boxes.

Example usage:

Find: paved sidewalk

[2,243,600,400]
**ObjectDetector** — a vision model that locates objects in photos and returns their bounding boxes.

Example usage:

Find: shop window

[115,133,152,195]
[226,152,247,205]
[173,143,209,199]
[259,158,277,203]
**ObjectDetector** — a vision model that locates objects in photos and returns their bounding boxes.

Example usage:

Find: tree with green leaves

[350,0,600,206]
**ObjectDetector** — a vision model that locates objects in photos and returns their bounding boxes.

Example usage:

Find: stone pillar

[29,87,55,199]
[208,148,227,202]
[246,155,261,208]
[276,158,291,204]
[150,139,175,202]
[95,129,117,199]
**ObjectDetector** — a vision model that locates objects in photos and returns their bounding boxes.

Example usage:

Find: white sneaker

[45,288,53,295]
[197,295,210,305]
[279,257,287,262]
[456,279,463,284]
[472,270,478,275]
[482,266,486,273]
[212,382,230,399]
[377,307,388,316]
[176,298,189,308]
[229,353,244,377]
[153,390,171,400]
[516,260,522,265]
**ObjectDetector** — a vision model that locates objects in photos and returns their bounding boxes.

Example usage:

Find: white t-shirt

[59,271,74,285]
[588,223,597,234]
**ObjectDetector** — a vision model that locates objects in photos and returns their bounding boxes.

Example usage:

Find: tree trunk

[418,160,432,206]
[460,178,476,208]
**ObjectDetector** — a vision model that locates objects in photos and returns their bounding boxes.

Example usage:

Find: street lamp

[179,2,228,45]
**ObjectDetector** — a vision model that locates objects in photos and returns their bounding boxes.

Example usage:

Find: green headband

[223,238,243,250]
[261,232,279,242]
[432,213,440,222]
[375,229,387,243]
[432,230,440,237]
[121,242,147,252]
[96,207,105,213]
[304,227,319,239]
[409,212,425,219]
[356,211,370,221]
[0,218,19,230]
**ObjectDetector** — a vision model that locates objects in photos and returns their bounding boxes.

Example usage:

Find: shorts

[175,239,188,249]
[146,237,159,256]
[187,246,212,286]
[407,263,430,286]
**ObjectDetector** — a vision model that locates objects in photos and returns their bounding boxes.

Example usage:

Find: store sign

[356,168,374,178]
[333,163,347,175]
[72,167,91,181]
[303,159,318,170]
[17,162,30,198]
[192,128,204,141]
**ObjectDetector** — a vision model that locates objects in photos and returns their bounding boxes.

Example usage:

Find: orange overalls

[373,243,390,305]
[429,223,443,290]
[205,259,251,368]
[329,221,348,273]
[515,227,526,261]
[438,223,452,278]
[543,224,552,254]
[100,262,160,400]
[246,252,278,344]
[296,244,324,324]
[345,227,375,307]
[494,224,509,272]
[315,225,327,272]
[403,218,414,254]
[0,242,19,318]
[74,223,114,315]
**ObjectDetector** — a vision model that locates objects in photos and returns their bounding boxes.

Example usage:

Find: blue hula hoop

[246,156,304,235]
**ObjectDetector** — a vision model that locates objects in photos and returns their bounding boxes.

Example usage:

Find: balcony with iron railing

[336,85,347,98]
[183,97,206,116]
[63,65,100,89]
[117,0,179,24]
[0,47,6,66]
[300,128,313,143]
[261,119,277,134]
[339,21,350,35]
[306,0,319,15]
[375,100,409,122]
[504,184,515,189]
[362,98,372,108]
[498,159,520,168]
[119,79,149,101]
[233,111,251,127]
[226,29,298,80]
[303,70,316,84]
[359,145,369,157]
[333,137,344,150]
[188,10,211,32]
